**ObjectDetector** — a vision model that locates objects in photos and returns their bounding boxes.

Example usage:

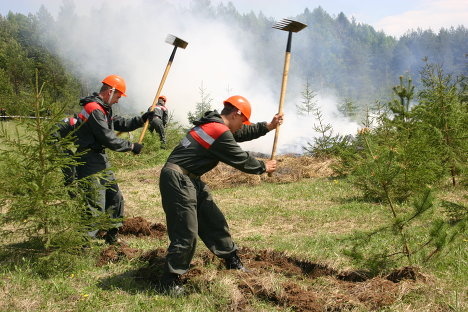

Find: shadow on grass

[96,267,159,294]
[96,246,168,295]
[0,239,97,278]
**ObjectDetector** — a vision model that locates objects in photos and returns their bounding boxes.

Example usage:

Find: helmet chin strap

[108,87,116,105]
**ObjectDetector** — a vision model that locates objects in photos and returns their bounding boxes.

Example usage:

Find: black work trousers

[159,166,237,275]
[149,117,166,144]
[76,150,124,236]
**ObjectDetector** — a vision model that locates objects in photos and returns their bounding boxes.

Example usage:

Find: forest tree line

[0,0,467,117]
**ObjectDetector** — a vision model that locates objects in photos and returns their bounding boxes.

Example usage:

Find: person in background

[158,95,283,294]
[148,95,169,148]
[75,74,155,244]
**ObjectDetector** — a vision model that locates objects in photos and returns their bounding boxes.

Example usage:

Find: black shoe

[159,273,185,296]
[225,253,250,272]
[104,228,119,245]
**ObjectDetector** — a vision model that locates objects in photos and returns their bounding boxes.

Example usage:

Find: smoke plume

[41,0,359,154]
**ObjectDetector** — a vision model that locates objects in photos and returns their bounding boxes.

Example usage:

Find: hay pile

[204,155,336,189]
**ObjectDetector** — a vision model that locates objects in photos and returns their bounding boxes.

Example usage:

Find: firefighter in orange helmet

[158,95,283,294]
[148,95,169,147]
[74,75,155,244]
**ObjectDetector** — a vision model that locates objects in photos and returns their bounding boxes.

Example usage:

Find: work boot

[225,252,250,272]
[104,228,119,245]
[159,272,185,296]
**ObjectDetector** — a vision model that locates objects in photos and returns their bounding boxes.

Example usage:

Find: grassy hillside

[0,157,466,312]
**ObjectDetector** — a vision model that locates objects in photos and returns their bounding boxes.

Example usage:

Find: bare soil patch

[96,241,140,267]
[119,217,166,238]
[97,243,423,311]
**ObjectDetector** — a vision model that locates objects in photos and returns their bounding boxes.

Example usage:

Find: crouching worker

[75,74,155,244]
[159,95,283,294]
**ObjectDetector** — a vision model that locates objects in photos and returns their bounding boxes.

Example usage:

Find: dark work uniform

[149,99,168,144]
[54,116,80,187]
[75,93,145,235]
[160,110,270,275]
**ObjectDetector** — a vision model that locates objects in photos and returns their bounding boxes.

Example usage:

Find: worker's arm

[233,122,269,142]
[87,110,133,152]
[210,131,267,174]
[113,110,155,132]
[233,113,284,142]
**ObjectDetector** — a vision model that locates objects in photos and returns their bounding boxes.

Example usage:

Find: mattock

[269,19,307,176]
[138,34,188,144]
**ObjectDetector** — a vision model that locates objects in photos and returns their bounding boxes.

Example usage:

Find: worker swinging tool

[269,19,307,176]
[138,34,188,144]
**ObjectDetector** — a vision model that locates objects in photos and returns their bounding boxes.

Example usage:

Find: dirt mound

[96,241,140,267]
[172,248,420,311]
[239,278,325,312]
[204,155,336,189]
[241,248,338,278]
[117,247,422,311]
[386,266,424,282]
[96,218,166,267]
[132,248,168,283]
[119,217,166,238]
[233,249,414,311]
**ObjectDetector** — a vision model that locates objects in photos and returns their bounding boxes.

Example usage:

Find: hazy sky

[2,0,467,37]
[1,0,466,153]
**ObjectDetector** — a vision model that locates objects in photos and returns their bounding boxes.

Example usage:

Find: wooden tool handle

[268,51,291,176]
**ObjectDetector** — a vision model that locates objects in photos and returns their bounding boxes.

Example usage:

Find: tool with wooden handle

[137,34,188,144]
[269,19,307,176]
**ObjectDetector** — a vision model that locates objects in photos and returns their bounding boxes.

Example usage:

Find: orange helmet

[224,95,252,125]
[159,95,167,102]
[101,75,127,97]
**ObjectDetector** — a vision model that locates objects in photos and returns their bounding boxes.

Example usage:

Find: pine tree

[302,83,350,157]
[0,72,89,251]
[296,79,317,116]
[338,97,358,118]
[339,75,456,268]
[187,81,213,124]
[416,62,467,186]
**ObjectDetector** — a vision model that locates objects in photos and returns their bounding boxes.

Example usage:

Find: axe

[137,34,188,144]
[269,19,307,175]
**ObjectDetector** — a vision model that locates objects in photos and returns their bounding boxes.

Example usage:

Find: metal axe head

[165,34,188,49]
[272,19,307,32]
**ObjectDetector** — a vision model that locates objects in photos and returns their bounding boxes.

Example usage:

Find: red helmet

[102,75,127,97]
[224,95,251,125]
[159,95,167,102]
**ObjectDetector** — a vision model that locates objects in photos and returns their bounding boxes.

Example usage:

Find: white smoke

[41,0,359,154]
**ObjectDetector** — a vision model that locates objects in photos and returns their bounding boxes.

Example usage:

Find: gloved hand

[131,142,144,155]
[141,110,156,122]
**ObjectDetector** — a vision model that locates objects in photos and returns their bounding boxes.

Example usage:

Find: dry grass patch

[204,156,336,190]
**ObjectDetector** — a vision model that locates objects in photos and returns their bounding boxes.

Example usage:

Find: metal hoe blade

[272,19,307,33]
[165,34,188,49]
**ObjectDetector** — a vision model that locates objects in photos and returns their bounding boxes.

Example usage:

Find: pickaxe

[137,34,188,144]
[269,19,307,176]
